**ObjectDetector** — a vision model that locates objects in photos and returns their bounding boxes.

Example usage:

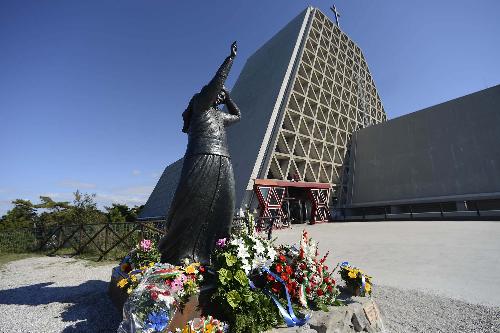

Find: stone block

[264,296,385,333]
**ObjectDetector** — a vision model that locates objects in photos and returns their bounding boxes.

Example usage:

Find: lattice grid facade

[263,9,387,204]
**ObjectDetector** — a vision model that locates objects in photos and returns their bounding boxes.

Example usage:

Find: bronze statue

[159,42,240,265]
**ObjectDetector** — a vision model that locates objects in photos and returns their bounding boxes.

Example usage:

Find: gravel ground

[0,256,499,333]
[0,256,120,333]
[373,285,500,333]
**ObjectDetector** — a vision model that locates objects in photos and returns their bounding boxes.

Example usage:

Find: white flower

[267,246,277,261]
[157,294,175,306]
[237,244,250,260]
[239,257,252,274]
[242,262,252,274]
[230,238,245,247]
[254,239,266,256]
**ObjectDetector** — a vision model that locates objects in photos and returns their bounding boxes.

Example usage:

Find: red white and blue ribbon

[249,267,310,327]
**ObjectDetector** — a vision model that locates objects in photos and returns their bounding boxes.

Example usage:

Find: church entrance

[253,179,331,229]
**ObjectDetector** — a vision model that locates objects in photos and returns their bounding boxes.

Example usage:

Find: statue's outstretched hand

[230,41,237,57]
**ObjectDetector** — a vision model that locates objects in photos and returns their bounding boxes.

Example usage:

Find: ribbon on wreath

[249,267,310,327]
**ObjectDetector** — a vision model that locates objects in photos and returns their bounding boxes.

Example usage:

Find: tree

[36,196,73,227]
[71,190,106,225]
[0,199,37,230]
[105,203,142,222]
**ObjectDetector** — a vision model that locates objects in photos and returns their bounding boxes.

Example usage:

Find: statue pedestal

[264,296,385,333]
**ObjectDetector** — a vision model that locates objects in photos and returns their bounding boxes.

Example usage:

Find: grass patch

[0,253,44,268]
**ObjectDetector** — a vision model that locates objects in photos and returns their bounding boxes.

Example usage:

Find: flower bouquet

[118,239,161,294]
[267,230,340,311]
[208,234,283,333]
[339,263,372,297]
[117,261,206,333]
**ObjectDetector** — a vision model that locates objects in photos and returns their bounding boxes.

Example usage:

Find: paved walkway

[273,221,500,306]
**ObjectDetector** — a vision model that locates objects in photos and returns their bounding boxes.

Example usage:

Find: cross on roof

[330,4,341,28]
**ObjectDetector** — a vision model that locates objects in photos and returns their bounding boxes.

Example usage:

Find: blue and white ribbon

[249,267,310,327]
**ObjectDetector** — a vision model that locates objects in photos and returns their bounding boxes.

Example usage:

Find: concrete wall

[138,158,183,219]
[347,85,500,207]
[227,8,309,208]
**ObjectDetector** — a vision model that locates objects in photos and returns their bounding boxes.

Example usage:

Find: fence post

[104,223,109,260]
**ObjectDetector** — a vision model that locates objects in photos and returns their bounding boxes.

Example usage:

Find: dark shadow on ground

[0,280,121,332]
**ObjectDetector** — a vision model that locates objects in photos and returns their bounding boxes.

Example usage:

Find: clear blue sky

[1,0,499,215]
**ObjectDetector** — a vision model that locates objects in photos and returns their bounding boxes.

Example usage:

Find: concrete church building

[139,7,387,223]
[139,6,500,223]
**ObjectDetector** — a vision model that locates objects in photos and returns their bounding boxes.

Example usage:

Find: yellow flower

[348,270,357,279]
[365,283,372,294]
[204,323,214,332]
[149,262,155,267]
[130,274,138,282]
[117,279,128,288]
[185,264,197,274]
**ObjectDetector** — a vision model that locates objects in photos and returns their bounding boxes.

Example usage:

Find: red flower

[327,285,333,292]
[285,266,293,275]
[150,291,158,300]
[272,282,281,294]
[299,263,306,270]
[279,255,286,262]
[267,274,275,282]
[332,279,336,285]
[199,266,206,273]
[317,289,324,296]
[306,287,311,294]
[276,264,283,273]
[281,273,288,282]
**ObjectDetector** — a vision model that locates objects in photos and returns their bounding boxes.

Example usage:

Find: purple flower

[140,239,152,252]
[216,238,227,248]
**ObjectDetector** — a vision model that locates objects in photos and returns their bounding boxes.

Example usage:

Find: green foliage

[71,190,106,225]
[105,203,139,223]
[0,199,37,230]
[210,238,281,333]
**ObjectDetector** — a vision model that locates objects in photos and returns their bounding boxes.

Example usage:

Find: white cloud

[58,180,96,189]
[132,170,141,176]
[95,185,154,208]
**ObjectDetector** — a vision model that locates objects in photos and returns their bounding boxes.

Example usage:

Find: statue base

[108,266,129,313]
[264,296,385,333]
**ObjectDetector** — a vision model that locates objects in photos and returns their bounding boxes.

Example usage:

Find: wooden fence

[0,221,166,261]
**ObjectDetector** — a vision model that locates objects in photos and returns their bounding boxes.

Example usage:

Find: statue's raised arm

[197,41,237,109]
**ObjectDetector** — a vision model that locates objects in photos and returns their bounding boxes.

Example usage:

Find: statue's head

[214,90,226,106]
